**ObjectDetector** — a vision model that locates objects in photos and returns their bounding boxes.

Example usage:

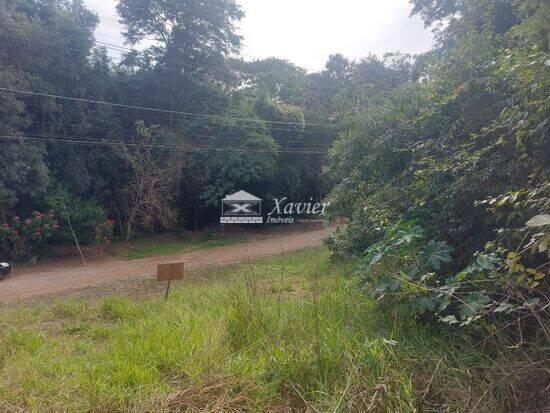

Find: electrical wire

[0,87,336,128]
[0,32,233,85]
[22,102,337,136]
[0,28,323,84]
[28,120,332,147]
[0,134,329,155]
[0,31,226,74]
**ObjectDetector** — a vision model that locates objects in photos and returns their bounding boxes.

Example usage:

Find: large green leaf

[418,240,453,270]
[364,245,387,265]
[374,276,401,294]
[412,296,437,314]
[459,292,491,320]
[392,225,424,246]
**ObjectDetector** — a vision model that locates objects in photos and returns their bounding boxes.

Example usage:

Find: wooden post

[164,280,171,300]
[62,202,86,266]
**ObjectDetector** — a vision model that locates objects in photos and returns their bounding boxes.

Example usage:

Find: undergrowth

[0,248,537,411]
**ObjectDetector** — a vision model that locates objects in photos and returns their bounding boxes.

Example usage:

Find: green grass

[112,233,247,260]
[0,248,504,411]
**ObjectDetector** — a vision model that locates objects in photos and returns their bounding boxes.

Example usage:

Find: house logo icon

[220,190,263,224]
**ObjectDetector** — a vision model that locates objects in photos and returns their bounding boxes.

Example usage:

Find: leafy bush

[325,0,550,355]
[46,186,110,246]
[358,219,548,338]
[175,220,188,240]
[0,211,58,261]
[324,206,386,260]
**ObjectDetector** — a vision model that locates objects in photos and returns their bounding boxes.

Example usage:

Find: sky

[83,0,434,72]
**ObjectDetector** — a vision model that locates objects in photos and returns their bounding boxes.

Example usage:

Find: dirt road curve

[0,230,326,303]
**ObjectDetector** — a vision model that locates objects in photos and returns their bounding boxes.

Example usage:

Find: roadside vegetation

[0,0,548,410]
[0,248,532,412]
[0,0,334,263]
[111,232,247,260]
[113,225,321,260]
[323,1,549,406]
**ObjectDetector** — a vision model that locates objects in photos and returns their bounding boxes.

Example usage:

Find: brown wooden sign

[157,262,185,282]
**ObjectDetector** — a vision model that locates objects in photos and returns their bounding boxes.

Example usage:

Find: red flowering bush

[0,211,59,261]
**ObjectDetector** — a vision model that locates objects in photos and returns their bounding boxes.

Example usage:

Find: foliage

[185,94,278,213]
[0,0,339,243]
[0,248,535,411]
[358,218,548,338]
[0,0,546,407]
[175,225,188,241]
[0,0,101,216]
[113,122,180,241]
[202,227,216,241]
[94,219,115,245]
[117,0,243,56]
[46,186,109,245]
[0,141,50,220]
[0,211,58,261]
[326,0,549,343]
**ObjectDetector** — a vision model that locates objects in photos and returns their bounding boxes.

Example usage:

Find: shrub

[95,219,115,245]
[46,186,110,246]
[0,211,58,261]
[357,219,549,338]
[325,207,386,260]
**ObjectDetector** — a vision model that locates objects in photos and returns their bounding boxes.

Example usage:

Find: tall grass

[0,249,508,411]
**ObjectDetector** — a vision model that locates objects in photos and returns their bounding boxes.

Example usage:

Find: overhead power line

[0,87,335,128]
[23,102,335,136]
[0,31,225,74]
[1,29,320,81]
[28,120,332,147]
[0,32,235,85]
[0,134,329,155]
[94,39,225,71]
[0,32,336,132]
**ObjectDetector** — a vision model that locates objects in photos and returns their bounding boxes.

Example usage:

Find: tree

[238,58,308,105]
[0,69,49,219]
[117,0,243,52]
[183,92,278,227]
[116,0,244,112]
[0,0,113,217]
[113,122,180,240]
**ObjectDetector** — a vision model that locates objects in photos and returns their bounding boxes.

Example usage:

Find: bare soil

[0,228,327,303]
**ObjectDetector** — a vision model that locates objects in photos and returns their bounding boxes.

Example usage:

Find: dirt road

[0,229,326,303]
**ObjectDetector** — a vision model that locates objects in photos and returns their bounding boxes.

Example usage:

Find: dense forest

[326,0,550,334]
[0,0,339,248]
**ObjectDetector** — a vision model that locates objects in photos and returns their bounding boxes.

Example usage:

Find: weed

[0,248,528,411]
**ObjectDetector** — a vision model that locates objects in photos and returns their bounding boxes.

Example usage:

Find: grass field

[0,248,508,411]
